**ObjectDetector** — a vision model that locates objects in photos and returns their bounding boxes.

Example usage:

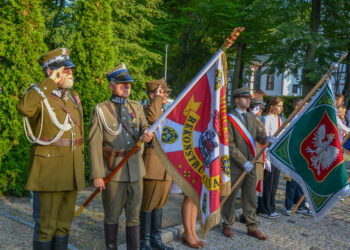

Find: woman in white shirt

[257,97,283,219]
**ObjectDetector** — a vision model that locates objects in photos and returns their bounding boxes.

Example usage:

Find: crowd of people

[16,47,350,250]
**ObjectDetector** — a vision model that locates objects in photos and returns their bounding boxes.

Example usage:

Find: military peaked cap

[106,63,135,83]
[232,86,251,98]
[250,96,265,106]
[38,48,76,70]
[146,78,172,93]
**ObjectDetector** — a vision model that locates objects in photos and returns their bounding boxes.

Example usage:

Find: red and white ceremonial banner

[149,49,231,237]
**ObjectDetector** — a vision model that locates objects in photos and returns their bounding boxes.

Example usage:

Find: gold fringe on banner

[221,52,228,88]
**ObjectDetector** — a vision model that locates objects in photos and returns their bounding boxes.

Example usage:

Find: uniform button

[127,141,130,144]
[113,123,116,126]
[122,117,126,120]
[126,133,129,135]
[122,108,125,112]
[47,154,50,157]
[43,87,47,90]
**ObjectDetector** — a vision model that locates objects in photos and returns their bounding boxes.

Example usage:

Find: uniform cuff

[151,95,164,106]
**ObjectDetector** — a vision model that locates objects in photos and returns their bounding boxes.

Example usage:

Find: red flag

[150,49,230,237]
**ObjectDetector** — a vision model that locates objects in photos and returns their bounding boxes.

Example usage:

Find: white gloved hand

[243,161,254,172]
[264,155,272,172]
[268,135,278,144]
[251,106,260,115]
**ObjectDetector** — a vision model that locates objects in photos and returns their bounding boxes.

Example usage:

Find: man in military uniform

[17,48,85,249]
[221,87,270,240]
[140,79,173,250]
[88,63,154,250]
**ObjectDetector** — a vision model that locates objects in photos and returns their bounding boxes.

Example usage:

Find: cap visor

[63,60,76,69]
[49,60,76,69]
[111,74,135,83]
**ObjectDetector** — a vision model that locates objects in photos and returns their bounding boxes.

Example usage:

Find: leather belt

[37,137,83,146]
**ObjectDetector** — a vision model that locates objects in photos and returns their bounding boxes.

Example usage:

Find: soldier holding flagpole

[221,87,274,240]
[88,63,154,250]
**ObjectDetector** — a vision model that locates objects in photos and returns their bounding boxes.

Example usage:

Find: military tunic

[141,95,172,212]
[88,99,149,225]
[221,109,267,231]
[17,77,85,241]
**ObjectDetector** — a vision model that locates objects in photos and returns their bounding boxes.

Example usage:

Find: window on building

[266,73,274,90]
[292,85,298,94]
[254,67,261,90]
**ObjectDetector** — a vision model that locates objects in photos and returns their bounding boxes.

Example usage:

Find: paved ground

[1,160,349,249]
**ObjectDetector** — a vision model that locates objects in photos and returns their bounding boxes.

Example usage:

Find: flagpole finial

[222,27,245,51]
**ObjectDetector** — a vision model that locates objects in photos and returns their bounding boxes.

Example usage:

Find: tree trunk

[301,0,321,96]
[231,42,246,105]
[343,48,350,107]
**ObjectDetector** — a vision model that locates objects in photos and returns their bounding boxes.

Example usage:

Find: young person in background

[257,97,283,219]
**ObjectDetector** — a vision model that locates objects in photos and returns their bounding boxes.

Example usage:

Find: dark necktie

[242,113,248,127]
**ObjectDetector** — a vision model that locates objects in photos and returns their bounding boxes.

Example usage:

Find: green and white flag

[267,82,350,219]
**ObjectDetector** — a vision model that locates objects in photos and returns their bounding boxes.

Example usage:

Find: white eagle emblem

[306,124,339,175]
[62,48,67,55]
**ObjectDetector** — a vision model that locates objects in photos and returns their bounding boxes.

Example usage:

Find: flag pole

[75,140,144,217]
[291,194,306,215]
[221,52,349,207]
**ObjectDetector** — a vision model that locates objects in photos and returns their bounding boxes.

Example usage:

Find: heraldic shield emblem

[199,111,219,168]
[301,111,343,182]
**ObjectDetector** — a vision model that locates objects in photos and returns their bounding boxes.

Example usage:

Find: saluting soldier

[221,87,272,241]
[140,79,173,250]
[17,48,85,249]
[88,63,154,250]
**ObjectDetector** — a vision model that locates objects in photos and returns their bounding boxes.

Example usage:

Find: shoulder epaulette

[26,83,46,99]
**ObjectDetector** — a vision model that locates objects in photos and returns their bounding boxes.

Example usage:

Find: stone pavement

[1,161,349,249]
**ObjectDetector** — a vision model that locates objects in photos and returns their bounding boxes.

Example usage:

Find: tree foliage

[0,0,47,195]
[1,0,350,195]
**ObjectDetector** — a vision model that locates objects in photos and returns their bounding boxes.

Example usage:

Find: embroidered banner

[150,49,230,237]
[267,83,350,219]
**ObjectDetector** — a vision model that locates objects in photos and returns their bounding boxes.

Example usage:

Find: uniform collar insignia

[110,95,127,105]
[52,88,63,98]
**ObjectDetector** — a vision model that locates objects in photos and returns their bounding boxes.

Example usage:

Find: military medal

[128,112,136,126]
[63,91,69,102]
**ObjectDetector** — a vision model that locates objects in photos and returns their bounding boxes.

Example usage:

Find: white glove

[268,135,278,144]
[264,155,272,172]
[243,161,254,172]
[251,106,260,115]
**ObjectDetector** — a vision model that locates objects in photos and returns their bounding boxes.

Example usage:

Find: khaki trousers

[32,190,77,241]
[102,180,143,226]
[141,179,172,212]
[221,170,258,231]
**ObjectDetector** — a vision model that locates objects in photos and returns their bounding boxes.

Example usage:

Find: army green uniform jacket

[143,96,171,180]
[88,100,149,182]
[17,78,85,191]
[228,109,267,175]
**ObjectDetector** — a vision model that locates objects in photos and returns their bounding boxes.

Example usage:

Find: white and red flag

[149,49,231,237]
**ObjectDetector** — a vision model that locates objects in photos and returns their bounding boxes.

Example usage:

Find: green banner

[268,83,350,219]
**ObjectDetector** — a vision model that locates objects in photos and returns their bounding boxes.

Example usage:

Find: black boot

[126,225,140,250]
[33,239,52,250]
[140,211,152,250]
[104,223,118,250]
[150,209,173,250]
[52,234,68,250]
